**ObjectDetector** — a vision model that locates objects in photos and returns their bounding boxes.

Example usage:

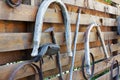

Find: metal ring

[6,0,22,8]
[110,60,119,80]
[81,53,95,80]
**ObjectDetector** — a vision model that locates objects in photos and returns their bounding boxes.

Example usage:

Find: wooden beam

[0,32,117,52]
[0,1,117,26]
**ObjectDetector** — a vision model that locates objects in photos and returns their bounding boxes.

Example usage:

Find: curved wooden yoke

[31,0,72,57]
[84,23,109,75]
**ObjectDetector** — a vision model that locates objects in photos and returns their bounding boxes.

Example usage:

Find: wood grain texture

[0,32,117,52]
[0,1,117,26]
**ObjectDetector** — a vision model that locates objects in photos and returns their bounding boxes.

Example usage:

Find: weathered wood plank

[0,39,116,65]
[0,32,117,52]
[0,1,117,26]
[21,0,120,15]
[63,0,120,15]
[97,67,120,80]
[0,51,27,65]
[0,43,119,80]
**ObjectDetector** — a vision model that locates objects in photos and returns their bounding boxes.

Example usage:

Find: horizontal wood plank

[63,0,120,15]
[0,32,117,52]
[0,1,117,26]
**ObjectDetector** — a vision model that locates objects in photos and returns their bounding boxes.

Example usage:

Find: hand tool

[31,0,72,57]
[44,27,63,80]
[83,23,109,79]
[69,8,81,80]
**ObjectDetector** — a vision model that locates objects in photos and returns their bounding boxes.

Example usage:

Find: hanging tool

[31,0,72,57]
[6,0,22,8]
[110,60,119,80]
[44,27,63,80]
[69,8,81,80]
[83,23,109,79]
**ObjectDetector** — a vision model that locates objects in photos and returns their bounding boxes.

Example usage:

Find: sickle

[31,0,72,57]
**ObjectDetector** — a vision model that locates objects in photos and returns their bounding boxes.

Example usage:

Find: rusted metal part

[45,27,63,80]
[31,0,72,57]
[110,60,119,80]
[84,23,109,76]
[33,43,60,62]
[8,60,42,80]
[69,8,81,80]
[6,0,22,8]
[82,53,95,80]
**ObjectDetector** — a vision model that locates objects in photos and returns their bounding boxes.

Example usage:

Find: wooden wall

[0,0,120,80]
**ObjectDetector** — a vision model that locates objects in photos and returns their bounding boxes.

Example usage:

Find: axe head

[44,27,54,32]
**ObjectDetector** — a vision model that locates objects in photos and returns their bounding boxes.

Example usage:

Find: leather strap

[81,53,95,80]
